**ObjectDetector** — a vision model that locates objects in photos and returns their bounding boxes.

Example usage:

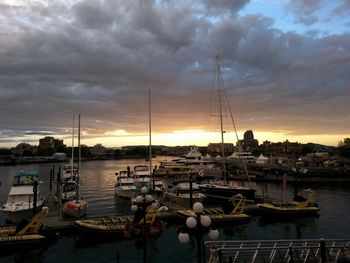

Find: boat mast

[149,90,152,175]
[216,56,226,182]
[71,115,75,175]
[77,114,81,198]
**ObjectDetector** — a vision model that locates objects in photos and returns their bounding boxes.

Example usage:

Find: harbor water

[0,159,349,263]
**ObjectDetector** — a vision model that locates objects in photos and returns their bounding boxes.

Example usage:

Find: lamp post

[131,186,154,263]
[178,202,219,263]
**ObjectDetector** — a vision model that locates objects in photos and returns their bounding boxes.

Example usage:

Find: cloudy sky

[0,0,349,148]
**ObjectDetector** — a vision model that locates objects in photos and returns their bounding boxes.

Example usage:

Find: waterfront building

[207,143,234,155]
[236,130,259,151]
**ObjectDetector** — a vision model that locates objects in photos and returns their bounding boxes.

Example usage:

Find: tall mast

[77,114,81,198]
[71,115,75,174]
[216,56,226,182]
[149,90,152,175]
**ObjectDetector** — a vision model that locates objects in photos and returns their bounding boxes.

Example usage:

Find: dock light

[186,216,197,228]
[131,204,138,212]
[178,202,220,263]
[200,215,211,227]
[141,186,148,194]
[208,228,219,240]
[145,194,153,202]
[178,231,190,244]
[193,202,204,214]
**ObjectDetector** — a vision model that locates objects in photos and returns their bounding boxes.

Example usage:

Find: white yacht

[0,171,46,223]
[160,147,216,171]
[115,171,137,198]
[62,163,79,182]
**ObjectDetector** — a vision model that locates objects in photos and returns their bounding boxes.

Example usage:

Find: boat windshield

[12,175,38,186]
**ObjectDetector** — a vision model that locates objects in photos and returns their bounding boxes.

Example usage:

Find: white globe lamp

[178,232,190,244]
[200,215,211,227]
[186,216,197,229]
[208,228,219,240]
[193,202,204,214]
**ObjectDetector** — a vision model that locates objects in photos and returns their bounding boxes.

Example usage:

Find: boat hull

[62,200,88,218]
[257,203,319,217]
[115,189,134,199]
[0,202,45,223]
[164,192,206,208]
[200,185,256,201]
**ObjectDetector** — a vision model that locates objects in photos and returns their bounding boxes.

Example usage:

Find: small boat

[0,207,49,249]
[257,189,319,217]
[0,171,46,223]
[115,171,137,198]
[75,215,133,235]
[164,182,206,207]
[62,200,88,218]
[75,207,165,238]
[177,194,250,224]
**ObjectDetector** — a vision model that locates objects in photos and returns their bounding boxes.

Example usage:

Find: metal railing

[204,239,350,263]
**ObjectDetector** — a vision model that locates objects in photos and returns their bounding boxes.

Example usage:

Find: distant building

[262,140,302,156]
[237,130,259,151]
[39,136,65,150]
[208,143,234,155]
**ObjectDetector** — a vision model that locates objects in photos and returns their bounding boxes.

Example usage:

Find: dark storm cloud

[286,0,323,25]
[0,0,349,146]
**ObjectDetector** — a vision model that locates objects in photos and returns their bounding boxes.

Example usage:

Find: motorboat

[164,182,206,207]
[159,147,216,171]
[0,171,46,223]
[257,189,319,217]
[115,171,137,199]
[133,165,150,177]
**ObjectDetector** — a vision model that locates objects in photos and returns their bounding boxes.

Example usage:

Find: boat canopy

[13,172,39,186]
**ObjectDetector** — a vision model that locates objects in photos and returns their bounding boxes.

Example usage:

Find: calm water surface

[0,159,349,263]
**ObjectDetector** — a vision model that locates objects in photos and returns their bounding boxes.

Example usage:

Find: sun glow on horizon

[0,129,344,148]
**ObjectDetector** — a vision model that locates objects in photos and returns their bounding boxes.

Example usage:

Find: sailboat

[198,56,256,201]
[62,114,88,218]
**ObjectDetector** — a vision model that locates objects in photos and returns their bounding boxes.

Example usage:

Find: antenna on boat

[215,55,227,183]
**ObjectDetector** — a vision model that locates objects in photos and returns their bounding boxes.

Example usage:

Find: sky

[0,0,349,148]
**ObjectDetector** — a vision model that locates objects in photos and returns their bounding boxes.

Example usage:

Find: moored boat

[164,182,206,207]
[0,207,49,249]
[75,215,133,235]
[0,171,46,223]
[115,171,137,198]
[257,189,319,217]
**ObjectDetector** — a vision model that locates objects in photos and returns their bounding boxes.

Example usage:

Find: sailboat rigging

[62,114,88,218]
[197,56,256,201]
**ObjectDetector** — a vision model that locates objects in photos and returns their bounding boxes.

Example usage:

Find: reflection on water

[1,160,350,262]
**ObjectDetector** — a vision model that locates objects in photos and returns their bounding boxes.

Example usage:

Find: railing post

[320,239,327,263]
